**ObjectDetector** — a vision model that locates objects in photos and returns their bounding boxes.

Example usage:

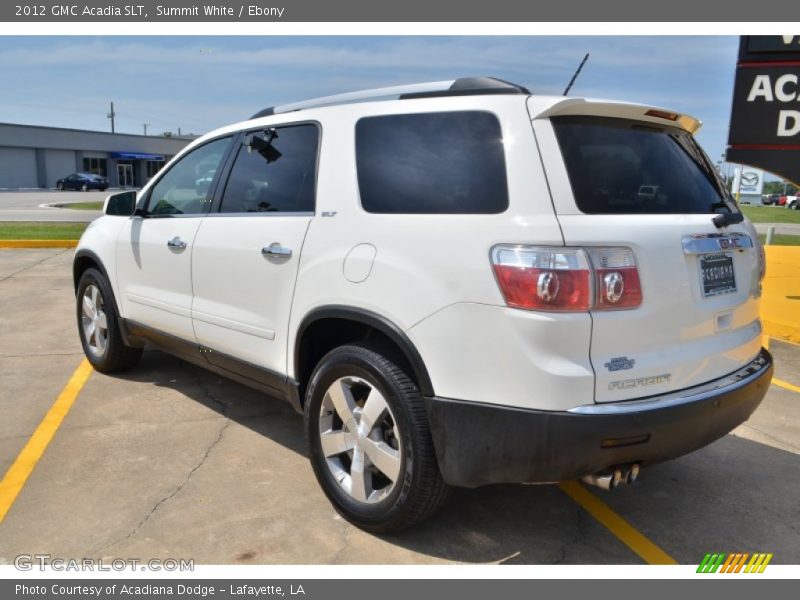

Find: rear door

[190,123,319,378]
[533,111,763,402]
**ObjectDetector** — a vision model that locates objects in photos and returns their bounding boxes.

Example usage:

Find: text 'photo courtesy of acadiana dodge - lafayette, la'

[15,584,306,597]
[38,5,288,18]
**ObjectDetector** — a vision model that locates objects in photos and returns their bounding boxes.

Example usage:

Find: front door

[116,136,233,341]
[191,124,319,377]
[117,163,133,188]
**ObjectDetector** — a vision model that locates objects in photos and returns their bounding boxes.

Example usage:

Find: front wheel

[81,183,89,192]
[57,182,64,191]
[76,268,142,373]
[304,342,449,533]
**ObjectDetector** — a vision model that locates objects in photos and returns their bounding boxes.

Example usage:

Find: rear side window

[356,111,508,214]
[552,116,734,215]
[219,124,318,214]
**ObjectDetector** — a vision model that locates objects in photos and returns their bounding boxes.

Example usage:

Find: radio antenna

[563,53,590,96]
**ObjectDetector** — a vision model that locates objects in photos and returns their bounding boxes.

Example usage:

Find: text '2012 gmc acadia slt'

[73,77,773,532]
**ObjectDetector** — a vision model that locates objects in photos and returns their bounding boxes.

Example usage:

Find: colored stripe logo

[697,552,773,573]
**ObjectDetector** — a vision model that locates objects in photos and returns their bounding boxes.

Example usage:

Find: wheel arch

[73,249,110,295]
[294,306,435,400]
[74,249,142,348]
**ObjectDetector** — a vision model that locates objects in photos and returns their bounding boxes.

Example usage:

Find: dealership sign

[727,36,800,184]
[732,167,765,197]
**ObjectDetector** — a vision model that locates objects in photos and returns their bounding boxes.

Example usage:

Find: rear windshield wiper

[712,212,744,229]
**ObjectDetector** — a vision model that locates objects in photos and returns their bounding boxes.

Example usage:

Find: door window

[146,137,232,216]
[355,111,509,214]
[219,125,318,214]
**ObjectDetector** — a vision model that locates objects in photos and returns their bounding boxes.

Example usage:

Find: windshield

[552,116,737,215]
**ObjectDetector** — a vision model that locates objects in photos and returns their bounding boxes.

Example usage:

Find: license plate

[700,253,736,297]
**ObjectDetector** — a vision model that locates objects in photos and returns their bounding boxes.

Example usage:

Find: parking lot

[0,191,105,222]
[0,247,798,565]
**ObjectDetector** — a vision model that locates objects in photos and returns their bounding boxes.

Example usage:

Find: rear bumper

[424,349,773,488]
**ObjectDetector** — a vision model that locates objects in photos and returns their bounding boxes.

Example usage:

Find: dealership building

[0,122,195,190]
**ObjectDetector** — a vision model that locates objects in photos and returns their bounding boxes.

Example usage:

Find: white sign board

[732,166,765,197]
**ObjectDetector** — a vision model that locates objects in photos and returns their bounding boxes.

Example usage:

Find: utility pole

[143,123,149,136]
[107,102,116,134]
[178,127,182,136]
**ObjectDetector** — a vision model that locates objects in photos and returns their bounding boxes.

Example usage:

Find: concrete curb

[0,240,78,249]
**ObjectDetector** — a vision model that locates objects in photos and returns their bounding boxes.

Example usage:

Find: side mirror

[104,191,138,216]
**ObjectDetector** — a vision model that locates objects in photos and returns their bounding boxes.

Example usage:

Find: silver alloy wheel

[318,376,403,504]
[81,284,108,358]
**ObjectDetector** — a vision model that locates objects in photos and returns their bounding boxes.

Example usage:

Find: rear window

[552,116,735,215]
[356,111,508,214]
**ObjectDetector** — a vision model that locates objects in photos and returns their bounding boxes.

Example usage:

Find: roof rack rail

[250,77,530,119]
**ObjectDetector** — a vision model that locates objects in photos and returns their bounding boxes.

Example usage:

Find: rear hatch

[531,101,764,402]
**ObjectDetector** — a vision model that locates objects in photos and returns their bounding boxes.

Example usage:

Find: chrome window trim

[207,211,315,218]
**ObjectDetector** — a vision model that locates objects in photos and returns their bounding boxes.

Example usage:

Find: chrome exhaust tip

[626,463,640,484]
[581,469,621,490]
[581,464,640,490]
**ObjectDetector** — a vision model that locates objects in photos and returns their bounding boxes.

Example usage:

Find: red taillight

[491,246,592,311]
[491,245,642,312]
[586,247,643,310]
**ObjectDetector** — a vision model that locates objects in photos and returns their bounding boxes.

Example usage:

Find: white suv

[74,77,773,532]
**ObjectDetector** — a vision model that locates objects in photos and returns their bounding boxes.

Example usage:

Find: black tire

[304,342,450,533]
[76,268,142,373]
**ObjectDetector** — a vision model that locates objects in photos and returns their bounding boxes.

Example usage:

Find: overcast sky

[0,35,739,167]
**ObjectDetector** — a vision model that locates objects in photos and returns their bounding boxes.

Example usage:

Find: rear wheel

[305,342,449,532]
[76,268,142,373]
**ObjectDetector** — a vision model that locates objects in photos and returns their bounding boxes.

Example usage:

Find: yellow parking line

[0,240,78,249]
[0,358,92,523]
[559,481,678,565]
[773,378,800,394]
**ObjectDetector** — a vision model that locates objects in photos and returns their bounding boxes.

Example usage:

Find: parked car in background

[56,172,109,192]
[786,196,799,210]
[763,194,780,205]
[776,195,789,206]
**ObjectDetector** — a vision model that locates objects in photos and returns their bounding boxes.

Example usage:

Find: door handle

[167,236,187,250]
[262,242,292,258]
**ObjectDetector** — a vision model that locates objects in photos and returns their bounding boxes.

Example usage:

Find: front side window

[219,124,318,214]
[356,111,509,214]
[552,116,737,215]
[146,137,231,216]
